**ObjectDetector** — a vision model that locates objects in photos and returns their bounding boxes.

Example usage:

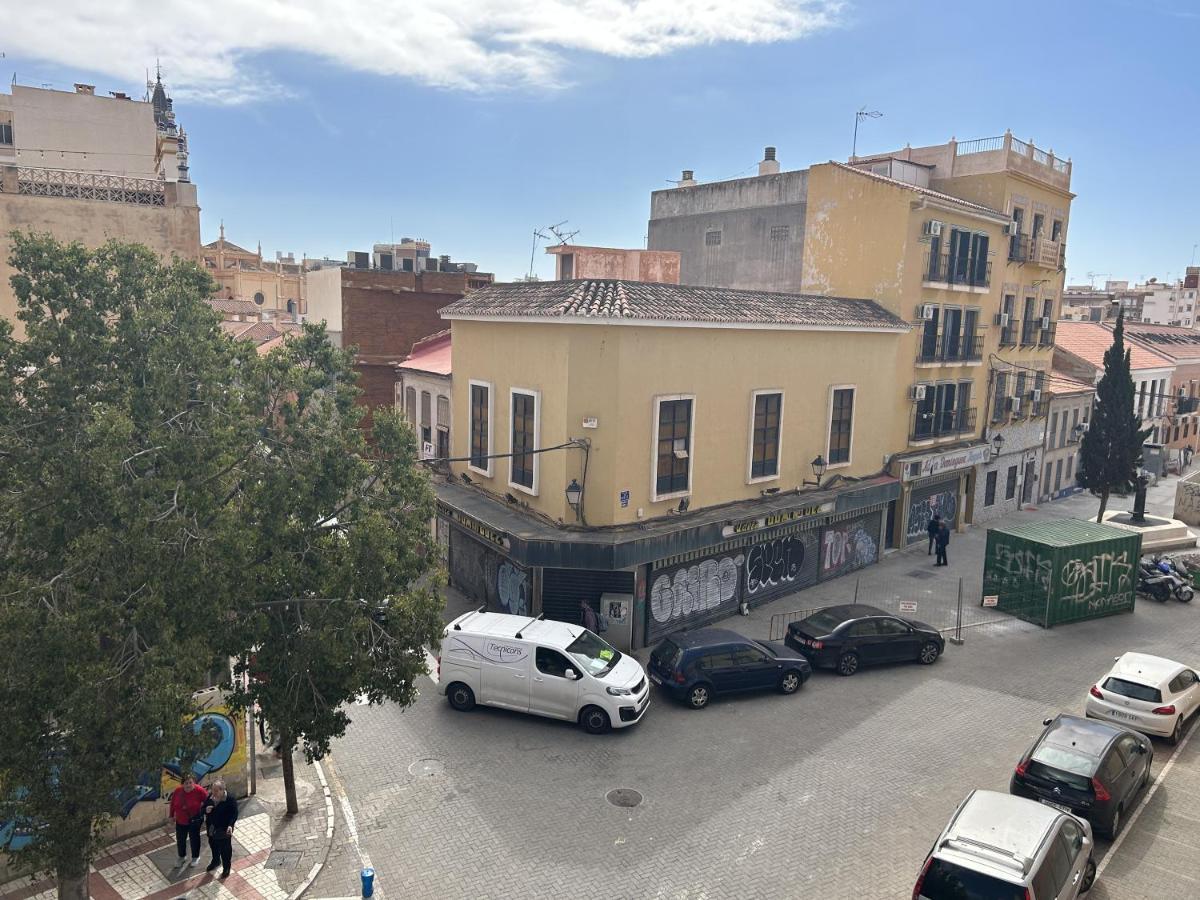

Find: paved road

[311,480,1200,899]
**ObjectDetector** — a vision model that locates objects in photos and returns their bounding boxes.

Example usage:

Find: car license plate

[1040,799,1071,813]
[650,673,662,685]
[1109,709,1137,721]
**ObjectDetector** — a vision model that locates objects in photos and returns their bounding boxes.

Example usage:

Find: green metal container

[982,519,1141,627]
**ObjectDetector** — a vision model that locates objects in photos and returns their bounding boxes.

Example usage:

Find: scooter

[1153,556,1195,602]
[1141,558,1194,603]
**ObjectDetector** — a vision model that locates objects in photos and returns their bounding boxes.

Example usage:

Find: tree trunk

[1096,489,1109,524]
[280,731,299,815]
[57,868,89,900]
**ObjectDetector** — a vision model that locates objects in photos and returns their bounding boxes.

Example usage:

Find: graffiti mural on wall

[648,553,744,641]
[1060,551,1135,611]
[497,561,530,616]
[0,692,247,853]
[820,514,880,579]
[990,543,1053,593]
[744,531,819,601]
[906,486,958,544]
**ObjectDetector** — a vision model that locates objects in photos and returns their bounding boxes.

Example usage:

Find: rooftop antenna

[528,227,551,279]
[547,221,580,245]
[852,107,883,159]
[1086,271,1111,289]
[1191,243,1197,267]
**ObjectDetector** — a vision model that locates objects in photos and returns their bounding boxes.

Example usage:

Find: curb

[287,758,336,900]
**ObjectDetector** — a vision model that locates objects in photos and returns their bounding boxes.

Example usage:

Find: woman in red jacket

[167,773,209,868]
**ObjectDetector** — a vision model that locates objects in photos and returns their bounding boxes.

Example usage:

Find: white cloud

[8,0,842,104]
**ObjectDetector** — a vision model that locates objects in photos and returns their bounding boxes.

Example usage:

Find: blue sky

[6,0,1199,283]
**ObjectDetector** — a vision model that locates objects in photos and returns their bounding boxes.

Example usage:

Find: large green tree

[0,235,260,898]
[1076,310,1153,522]
[227,325,444,814]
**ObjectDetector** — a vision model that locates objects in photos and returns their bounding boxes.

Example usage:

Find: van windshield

[566,630,621,677]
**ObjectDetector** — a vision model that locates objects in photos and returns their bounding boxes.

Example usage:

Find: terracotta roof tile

[1120,322,1200,362]
[1054,321,1174,372]
[398,330,451,376]
[207,298,262,316]
[440,280,909,331]
[1045,369,1095,395]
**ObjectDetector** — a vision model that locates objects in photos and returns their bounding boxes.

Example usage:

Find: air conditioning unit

[920,304,936,320]
[1041,316,1052,329]
[1030,388,1042,403]
[1008,397,1022,414]
[995,312,1010,327]
[911,385,927,401]
[923,220,943,237]
[1004,222,1020,236]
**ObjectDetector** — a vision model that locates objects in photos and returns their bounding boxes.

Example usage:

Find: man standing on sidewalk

[935,522,950,567]
[927,514,942,556]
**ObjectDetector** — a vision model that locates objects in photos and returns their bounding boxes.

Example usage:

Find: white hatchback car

[1085,652,1200,744]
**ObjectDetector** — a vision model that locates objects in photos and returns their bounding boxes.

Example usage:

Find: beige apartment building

[203,224,305,318]
[0,79,200,336]
[437,280,909,647]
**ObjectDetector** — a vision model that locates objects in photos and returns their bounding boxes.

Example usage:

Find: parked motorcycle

[1140,557,1194,603]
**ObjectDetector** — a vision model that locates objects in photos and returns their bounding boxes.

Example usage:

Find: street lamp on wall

[565,478,583,519]
[802,455,828,488]
[991,432,1005,458]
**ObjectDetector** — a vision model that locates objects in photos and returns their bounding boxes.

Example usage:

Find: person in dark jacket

[926,514,942,555]
[935,522,951,567]
[203,778,239,878]
[580,600,599,632]
[168,773,208,868]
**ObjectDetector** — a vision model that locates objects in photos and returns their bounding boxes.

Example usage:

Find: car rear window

[796,610,846,635]
[1102,676,1162,703]
[1029,746,1095,790]
[919,859,1026,900]
[651,640,682,671]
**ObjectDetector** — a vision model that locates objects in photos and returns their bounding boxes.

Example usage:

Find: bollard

[361,867,375,897]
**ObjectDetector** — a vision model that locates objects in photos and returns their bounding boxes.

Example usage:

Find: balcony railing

[916,333,984,364]
[912,406,978,442]
[1038,322,1057,347]
[1020,319,1041,346]
[924,251,991,288]
[1007,233,1064,269]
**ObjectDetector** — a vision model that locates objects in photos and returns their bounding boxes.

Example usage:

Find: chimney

[758,146,780,176]
[679,169,696,187]
[74,83,95,95]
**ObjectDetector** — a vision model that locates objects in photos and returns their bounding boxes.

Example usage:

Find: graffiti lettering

[497,561,529,616]
[991,544,1053,592]
[650,555,744,625]
[1061,552,1134,610]
[1175,481,1200,526]
[907,489,957,542]
[821,520,878,576]
[745,536,805,595]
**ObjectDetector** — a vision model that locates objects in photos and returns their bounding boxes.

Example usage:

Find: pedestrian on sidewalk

[935,522,951,567]
[926,514,942,556]
[167,773,208,869]
[203,778,239,879]
[580,599,599,633]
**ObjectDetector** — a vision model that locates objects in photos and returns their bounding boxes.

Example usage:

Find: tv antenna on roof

[547,221,580,245]
[527,221,579,279]
[1087,271,1111,289]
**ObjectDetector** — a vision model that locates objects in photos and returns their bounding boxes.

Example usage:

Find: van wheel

[580,706,610,735]
[1081,856,1096,892]
[446,682,475,712]
[837,652,860,676]
[688,683,712,709]
[779,671,803,694]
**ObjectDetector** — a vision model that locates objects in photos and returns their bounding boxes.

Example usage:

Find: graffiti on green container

[991,543,1053,592]
[1060,551,1134,610]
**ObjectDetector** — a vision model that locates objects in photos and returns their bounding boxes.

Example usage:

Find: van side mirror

[564,669,577,680]
[1042,717,1054,726]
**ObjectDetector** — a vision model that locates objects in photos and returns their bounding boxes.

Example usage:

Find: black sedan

[784,604,944,675]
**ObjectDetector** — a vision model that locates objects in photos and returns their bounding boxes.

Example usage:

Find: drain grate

[906,569,937,580]
[606,788,643,808]
[264,850,302,870]
[408,758,445,777]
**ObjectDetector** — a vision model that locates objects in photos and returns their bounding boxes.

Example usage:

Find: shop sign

[722,501,834,538]
[443,506,510,551]
[909,445,991,481]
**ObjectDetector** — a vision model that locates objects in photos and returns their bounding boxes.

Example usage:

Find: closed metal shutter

[542,569,634,626]
[905,477,960,545]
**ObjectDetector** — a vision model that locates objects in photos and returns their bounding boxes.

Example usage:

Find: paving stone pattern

[311,478,1200,899]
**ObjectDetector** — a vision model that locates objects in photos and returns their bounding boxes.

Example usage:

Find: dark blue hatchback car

[647,628,812,709]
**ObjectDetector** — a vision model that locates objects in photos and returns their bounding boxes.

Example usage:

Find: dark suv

[647,628,812,709]
[1010,714,1153,838]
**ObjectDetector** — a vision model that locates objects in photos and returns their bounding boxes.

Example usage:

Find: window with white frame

[827,386,855,465]
[749,391,782,480]
[509,388,539,492]
[654,396,694,498]
[468,381,492,475]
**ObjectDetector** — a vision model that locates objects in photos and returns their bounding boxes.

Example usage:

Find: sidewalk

[0,744,334,900]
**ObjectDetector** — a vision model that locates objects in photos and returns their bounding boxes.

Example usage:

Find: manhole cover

[606,788,643,808]
[264,850,302,870]
[906,569,937,580]
[408,758,445,777]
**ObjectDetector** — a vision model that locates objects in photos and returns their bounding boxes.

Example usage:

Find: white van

[438,610,650,734]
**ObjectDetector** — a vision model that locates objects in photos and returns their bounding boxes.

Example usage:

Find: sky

[4,0,1199,284]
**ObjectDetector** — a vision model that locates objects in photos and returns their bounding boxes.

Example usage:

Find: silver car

[914,790,1095,899]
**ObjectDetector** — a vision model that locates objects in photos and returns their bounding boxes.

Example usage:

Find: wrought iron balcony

[923,251,991,288]
[1020,319,1041,346]
[1038,322,1057,347]
[915,333,984,364]
[911,406,978,442]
